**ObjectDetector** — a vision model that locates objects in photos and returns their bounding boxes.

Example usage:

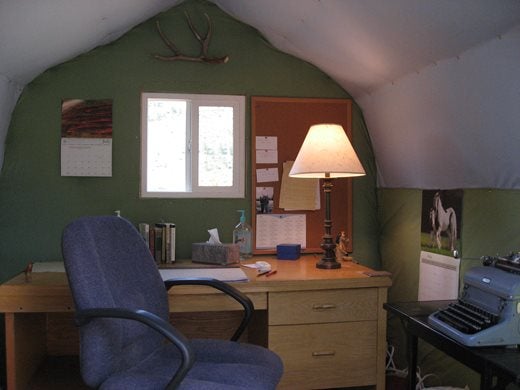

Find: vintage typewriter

[428,252,520,347]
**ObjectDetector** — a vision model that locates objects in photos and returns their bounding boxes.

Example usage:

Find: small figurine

[335,231,350,260]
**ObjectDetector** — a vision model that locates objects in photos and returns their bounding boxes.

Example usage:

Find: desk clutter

[192,243,239,265]
[276,243,301,260]
[192,227,241,265]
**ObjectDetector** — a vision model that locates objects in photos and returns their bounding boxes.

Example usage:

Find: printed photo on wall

[61,99,113,138]
[255,187,274,214]
[421,189,463,256]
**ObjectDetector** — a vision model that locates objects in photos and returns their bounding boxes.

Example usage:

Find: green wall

[0,0,380,283]
[380,188,520,389]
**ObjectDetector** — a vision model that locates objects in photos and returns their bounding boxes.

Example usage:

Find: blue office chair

[62,215,283,389]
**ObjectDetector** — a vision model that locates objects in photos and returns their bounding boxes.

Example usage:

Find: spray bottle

[233,210,252,260]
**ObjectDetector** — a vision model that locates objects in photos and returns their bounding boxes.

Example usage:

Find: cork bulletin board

[251,97,354,254]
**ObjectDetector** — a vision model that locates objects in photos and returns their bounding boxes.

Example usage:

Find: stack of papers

[159,268,248,282]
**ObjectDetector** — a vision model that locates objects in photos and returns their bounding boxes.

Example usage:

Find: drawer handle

[312,304,336,311]
[312,351,336,357]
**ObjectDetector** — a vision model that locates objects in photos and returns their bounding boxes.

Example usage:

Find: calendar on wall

[60,99,113,177]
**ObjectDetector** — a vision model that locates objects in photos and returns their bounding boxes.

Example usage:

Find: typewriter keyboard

[432,300,499,334]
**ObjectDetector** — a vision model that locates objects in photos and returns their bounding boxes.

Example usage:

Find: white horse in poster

[432,192,457,251]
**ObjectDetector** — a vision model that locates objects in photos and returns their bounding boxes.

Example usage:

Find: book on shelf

[138,222,176,264]
[163,223,176,263]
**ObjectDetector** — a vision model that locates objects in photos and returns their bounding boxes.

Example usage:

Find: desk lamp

[289,124,365,269]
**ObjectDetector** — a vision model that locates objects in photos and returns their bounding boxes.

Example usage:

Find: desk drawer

[270,321,377,389]
[169,292,266,312]
[269,288,377,325]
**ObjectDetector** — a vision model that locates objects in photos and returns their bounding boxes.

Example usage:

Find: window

[141,93,245,198]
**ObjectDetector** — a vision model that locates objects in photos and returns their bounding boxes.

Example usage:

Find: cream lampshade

[289,124,365,269]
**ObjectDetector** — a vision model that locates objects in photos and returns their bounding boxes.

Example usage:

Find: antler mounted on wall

[154,12,229,64]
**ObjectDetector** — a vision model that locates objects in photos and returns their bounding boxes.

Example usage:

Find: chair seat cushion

[99,339,283,390]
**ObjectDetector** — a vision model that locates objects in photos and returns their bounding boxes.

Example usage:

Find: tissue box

[192,243,240,265]
[276,244,301,260]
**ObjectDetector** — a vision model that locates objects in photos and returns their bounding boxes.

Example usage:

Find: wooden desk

[384,301,520,390]
[0,256,391,390]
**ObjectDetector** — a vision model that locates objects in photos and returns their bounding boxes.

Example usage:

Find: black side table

[384,301,520,390]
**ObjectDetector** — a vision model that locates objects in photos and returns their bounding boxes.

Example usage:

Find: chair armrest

[164,277,253,341]
[75,307,194,390]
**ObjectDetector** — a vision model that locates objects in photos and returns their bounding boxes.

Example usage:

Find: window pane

[147,99,187,191]
[141,93,244,198]
[198,106,233,187]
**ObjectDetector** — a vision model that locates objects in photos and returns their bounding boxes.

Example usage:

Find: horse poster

[421,189,463,255]
[418,189,463,301]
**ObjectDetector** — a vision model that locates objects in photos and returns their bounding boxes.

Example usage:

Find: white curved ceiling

[1,0,519,188]
[216,0,520,97]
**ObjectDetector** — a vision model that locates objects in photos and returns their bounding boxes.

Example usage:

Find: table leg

[5,313,46,390]
[406,331,418,390]
[480,365,509,390]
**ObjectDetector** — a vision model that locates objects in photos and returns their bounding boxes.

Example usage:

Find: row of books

[139,222,176,264]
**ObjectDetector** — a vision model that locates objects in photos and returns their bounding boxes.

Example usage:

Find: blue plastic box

[276,244,301,260]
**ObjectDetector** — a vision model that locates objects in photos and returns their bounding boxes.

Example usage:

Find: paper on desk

[32,262,66,272]
[242,262,271,272]
[159,268,248,282]
[28,261,249,282]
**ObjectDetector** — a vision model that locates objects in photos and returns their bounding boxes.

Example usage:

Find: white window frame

[141,93,245,198]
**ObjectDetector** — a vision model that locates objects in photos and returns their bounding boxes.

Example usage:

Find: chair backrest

[62,215,169,387]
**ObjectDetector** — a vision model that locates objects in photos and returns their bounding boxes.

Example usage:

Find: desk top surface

[0,256,391,312]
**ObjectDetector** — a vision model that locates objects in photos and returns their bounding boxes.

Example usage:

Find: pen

[266,270,277,277]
